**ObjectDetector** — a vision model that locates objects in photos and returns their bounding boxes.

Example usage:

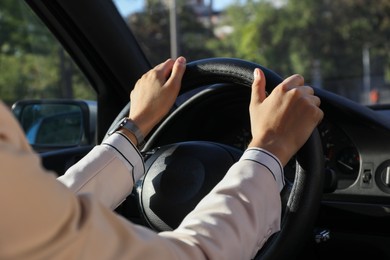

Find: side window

[1,1,96,150]
[0,1,95,105]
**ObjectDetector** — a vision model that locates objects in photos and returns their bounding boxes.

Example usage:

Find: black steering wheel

[108,58,324,259]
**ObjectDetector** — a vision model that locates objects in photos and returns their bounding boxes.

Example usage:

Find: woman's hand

[248,68,323,166]
[128,57,186,138]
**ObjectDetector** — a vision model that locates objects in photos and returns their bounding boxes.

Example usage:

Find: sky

[113,0,240,16]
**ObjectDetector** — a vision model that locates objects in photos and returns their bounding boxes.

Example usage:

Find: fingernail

[177,56,186,64]
[253,68,259,79]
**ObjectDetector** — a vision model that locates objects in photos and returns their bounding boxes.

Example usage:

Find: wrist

[248,138,289,166]
[109,117,145,148]
[118,128,139,146]
[128,112,158,138]
[241,147,285,191]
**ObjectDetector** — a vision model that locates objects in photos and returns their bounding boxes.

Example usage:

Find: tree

[126,0,216,65]
[208,0,390,101]
[0,1,94,104]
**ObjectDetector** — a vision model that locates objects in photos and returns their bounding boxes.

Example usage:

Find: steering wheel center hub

[138,141,242,231]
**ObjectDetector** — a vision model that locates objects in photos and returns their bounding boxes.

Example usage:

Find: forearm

[58,139,283,259]
[161,153,282,260]
[58,132,144,209]
[1,140,282,260]
[56,144,283,259]
[59,150,282,260]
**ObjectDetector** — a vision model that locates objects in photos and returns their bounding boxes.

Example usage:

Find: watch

[108,117,145,147]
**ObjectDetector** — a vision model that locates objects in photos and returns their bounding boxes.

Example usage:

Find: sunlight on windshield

[113,0,390,105]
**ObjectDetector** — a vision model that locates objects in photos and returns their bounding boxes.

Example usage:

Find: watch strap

[109,117,145,148]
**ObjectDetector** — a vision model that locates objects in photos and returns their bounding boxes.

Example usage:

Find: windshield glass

[113,0,390,105]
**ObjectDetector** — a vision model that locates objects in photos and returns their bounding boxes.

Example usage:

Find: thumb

[250,68,267,104]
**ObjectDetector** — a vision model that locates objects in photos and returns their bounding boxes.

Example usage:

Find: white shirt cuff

[240,147,285,192]
[102,132,145,182]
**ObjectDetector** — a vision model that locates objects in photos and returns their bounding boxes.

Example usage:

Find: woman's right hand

[248,68,323,166]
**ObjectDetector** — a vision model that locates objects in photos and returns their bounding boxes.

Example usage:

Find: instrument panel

[318,118,360,189]
[207,112,362,191]
[170,85,390,195]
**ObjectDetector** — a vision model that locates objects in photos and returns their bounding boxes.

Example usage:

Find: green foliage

[0,53,57,102]
[0,1,95,105]
[127,0,216,65]
[209,0,390,93]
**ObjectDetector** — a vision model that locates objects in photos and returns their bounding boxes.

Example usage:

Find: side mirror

[12,100,97,152]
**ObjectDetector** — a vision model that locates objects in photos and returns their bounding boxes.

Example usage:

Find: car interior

[5,0,390,258]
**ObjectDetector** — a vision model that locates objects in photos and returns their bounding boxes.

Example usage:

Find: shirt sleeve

[57,140,285,259]
[240,147,285,191]
[157,147,284,259]
[57,132,144,209]
[1,100,285,259]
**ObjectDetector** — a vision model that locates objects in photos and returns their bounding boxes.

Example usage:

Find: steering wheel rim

[108,58,324,259]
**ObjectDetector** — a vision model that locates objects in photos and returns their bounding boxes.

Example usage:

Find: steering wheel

[108,58,324,259]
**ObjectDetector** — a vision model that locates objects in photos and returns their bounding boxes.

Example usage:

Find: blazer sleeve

[0,101,284,259]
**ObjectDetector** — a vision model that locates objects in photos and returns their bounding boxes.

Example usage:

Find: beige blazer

[0,101,283,260]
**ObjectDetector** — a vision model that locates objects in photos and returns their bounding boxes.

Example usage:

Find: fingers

[165,56,186,89]
[251,71,317,106]
[250,71,306,107]
[311,94,321,107]
[128,57,187,137]
[250,68,267,105]
[152,57,186,89]
[274,74,315,98]
[281,74,305,90]
[297,86,323,125]
[155,58,176,79]
[271,72,322,124]
[310,94,324,123]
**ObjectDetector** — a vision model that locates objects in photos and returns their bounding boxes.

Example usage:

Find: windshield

[112,0,390,105]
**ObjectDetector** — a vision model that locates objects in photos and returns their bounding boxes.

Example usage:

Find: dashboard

[318,118,360,190]
[121,64,390,258]
[134,81,390,258]
[148,83,390,204]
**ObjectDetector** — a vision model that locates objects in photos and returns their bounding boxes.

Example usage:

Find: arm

[53,62,322,260]
[0,58,322,259]
[58,57,186,209]
[0,113,282,260]
[158,69,323,259]
[160,148,284,259]
[57,59,322,259]
[57,133,143,209]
